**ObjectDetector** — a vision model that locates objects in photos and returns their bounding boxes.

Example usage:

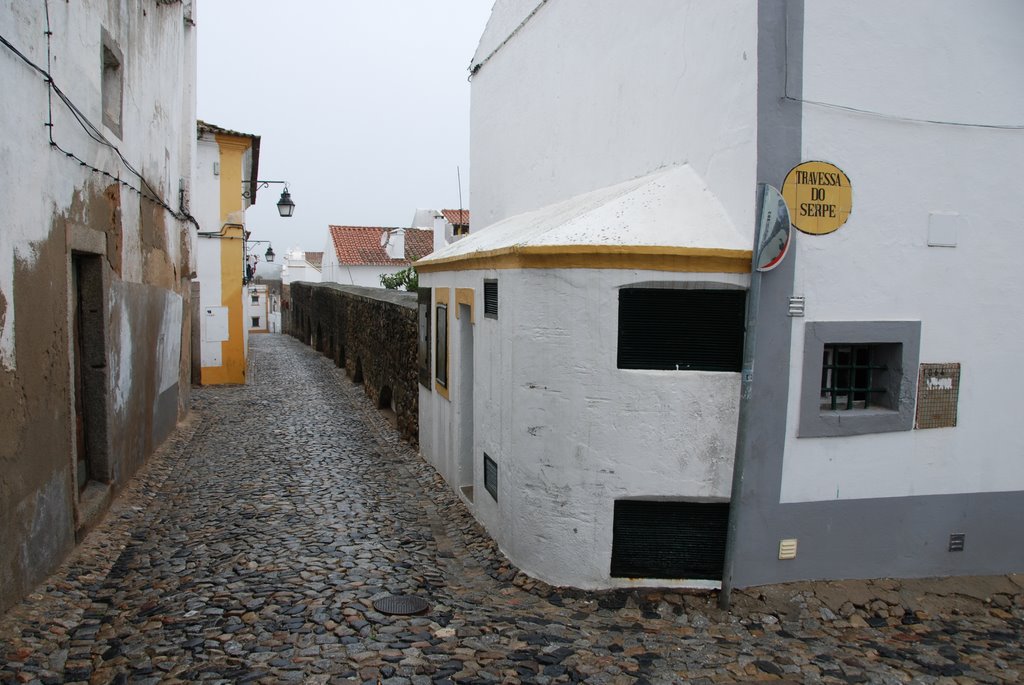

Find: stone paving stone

[1,334,1023,684]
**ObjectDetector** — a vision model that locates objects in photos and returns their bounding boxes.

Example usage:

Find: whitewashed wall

[779,0,1024,502]
[421,267,744,588]
[0,0,195,368]
[320,257,406,289]
[285,250,324,285]
[470,0,757,240]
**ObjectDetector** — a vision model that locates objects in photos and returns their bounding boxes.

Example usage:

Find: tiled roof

[196,119,259,141]
[441,209,470,227]
[304,251,324,269]
[328,226,434,266]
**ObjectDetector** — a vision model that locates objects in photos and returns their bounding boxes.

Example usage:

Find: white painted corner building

[417,0,1024,591]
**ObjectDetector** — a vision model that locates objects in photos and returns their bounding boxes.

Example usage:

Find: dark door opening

[72,254,109,492]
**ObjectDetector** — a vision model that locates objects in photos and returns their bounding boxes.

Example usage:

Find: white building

[321,226,433,289]
[281,248,323,285]
[246,283,271,333]
[417,0,1024,592]
[411,208,471,253]
[0,0,196,611]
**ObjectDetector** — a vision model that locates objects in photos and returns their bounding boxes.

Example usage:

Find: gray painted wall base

[736,490,1024,587]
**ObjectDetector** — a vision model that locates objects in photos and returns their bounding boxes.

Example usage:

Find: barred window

[820,344,892,410]
[799,321,920,438]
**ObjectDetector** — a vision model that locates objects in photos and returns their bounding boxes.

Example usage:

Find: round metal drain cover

[373,595,430,616]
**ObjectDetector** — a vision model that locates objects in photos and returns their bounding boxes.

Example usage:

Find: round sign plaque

[781,161,852,235]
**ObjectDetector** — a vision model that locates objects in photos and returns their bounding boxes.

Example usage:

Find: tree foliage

[380,266,418,291]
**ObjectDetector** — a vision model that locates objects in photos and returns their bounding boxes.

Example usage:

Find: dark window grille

[617,288,745,371]
[484,280,498,319]
[610,500,729,580]
[483,453,497,501]
[820,344,889,410]
[435,303,447,386]
[417,288,431,388]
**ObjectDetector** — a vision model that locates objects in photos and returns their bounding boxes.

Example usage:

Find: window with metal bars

[798,321,920,438]
[820,344,889,410]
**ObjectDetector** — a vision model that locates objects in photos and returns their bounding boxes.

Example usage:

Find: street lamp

[242,180,296,218]
[245,239,276,284]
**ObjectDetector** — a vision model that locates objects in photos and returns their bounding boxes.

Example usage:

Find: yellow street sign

[782,161,852,235]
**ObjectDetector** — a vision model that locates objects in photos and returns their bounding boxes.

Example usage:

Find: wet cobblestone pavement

[2,334,1023,684]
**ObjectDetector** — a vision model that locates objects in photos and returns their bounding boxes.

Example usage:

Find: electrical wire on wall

[0,1,202,231]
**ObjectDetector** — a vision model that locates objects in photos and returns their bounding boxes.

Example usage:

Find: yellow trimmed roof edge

[415,244,752,274]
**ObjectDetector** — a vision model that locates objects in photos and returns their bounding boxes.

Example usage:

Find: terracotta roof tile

[304,251,324,269]
[196,119,259,140]
[441,209,470,227]
[328,226,434,267]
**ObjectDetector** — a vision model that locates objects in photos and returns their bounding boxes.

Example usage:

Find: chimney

[383,228,406,260]
[433,214,447,252]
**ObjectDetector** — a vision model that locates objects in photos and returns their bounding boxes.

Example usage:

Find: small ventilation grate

[483,453,497,501]
[611,500,730,580]
[484,280,498,319]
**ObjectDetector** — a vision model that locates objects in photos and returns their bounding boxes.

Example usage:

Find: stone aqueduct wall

[289,283,419,445]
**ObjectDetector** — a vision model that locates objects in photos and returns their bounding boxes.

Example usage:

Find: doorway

[71,254,109,493]
[457,303,474,501]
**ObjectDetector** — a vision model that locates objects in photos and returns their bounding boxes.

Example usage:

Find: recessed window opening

[100,32,123,137]
[251,316,260,327]
[617,288,745,371]
[435,303,448,386]
[483,453,497,501]
[251,294,259,304]
[820,344,888,410]
[820,342,901,411]
[483,279,498,319]
[798,321,919,438]
[417,288,431,388]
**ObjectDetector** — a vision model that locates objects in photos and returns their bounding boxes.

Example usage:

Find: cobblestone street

[2,334,1023,685]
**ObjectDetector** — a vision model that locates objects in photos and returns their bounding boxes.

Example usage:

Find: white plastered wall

[470,0,757,239]
[0,0,195,369]
[780,0,1024,502]
[421,267,745,589]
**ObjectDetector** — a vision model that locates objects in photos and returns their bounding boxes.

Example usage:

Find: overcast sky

[196,1,493,257]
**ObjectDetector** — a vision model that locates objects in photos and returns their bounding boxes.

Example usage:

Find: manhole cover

[372,595,430,616]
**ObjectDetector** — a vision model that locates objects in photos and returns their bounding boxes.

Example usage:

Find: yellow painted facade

[200,134,253,385]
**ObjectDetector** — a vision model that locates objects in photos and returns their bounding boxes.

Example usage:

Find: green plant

[379,265,418,291]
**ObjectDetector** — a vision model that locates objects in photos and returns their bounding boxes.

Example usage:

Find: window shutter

[483,453,497,500]
[484,280,498,319]
[617,288,745,371]
[611,500,730,580]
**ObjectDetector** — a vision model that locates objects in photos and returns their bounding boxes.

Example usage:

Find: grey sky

[196,1,493,257]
